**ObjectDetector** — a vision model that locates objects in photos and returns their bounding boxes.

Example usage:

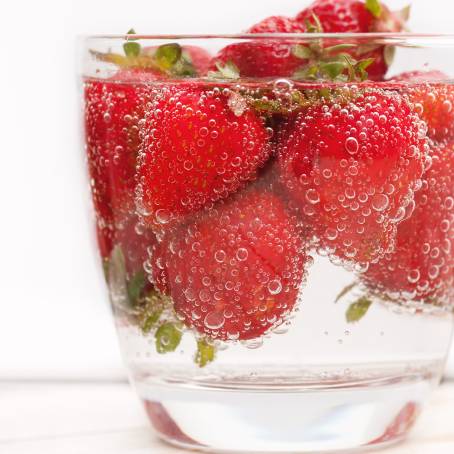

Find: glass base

[139,371,431,453]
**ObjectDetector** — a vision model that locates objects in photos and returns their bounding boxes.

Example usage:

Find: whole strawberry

[362,142,454,305]
[392,71,454,143]
[136,84,271,228]
[296,0,410,80]
[277,87,428,265]
[149,188,308,341]
[209,16,305,78]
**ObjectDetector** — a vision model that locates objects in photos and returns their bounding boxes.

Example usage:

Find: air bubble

[268,279,282,295]
[236,248,248,261]
[371,194,389,212]
[204,311,225,330]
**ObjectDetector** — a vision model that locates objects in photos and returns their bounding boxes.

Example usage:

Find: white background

[1,0,454,380]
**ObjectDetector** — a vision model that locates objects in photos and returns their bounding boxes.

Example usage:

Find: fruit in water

[150,188,308,341]
[136,84,271,228]
[296,0,410,80]
[209,16,305,78]
[391,71,454,143]
[277,87,428,265]
[363,142,454,305]
[84,76,151,223]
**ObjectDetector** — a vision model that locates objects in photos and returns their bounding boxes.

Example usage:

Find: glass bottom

[138,364,437,453]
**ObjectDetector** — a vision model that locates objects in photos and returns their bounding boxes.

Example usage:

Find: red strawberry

[297,0,375,33]
[296,0,409,80]
[182,46,212,75]
[136,84,271,228]
[150,188,308,341]
[249,16,306,34]
[84,76,151,224]
[277,87,428,265]
[363,142,454,305]
[391,71,454,143]
[209,17,305,78]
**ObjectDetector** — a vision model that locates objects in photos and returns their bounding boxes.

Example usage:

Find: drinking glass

[81,33,454,453]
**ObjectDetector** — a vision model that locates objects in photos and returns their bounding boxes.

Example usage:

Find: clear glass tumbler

[81,33,454,453]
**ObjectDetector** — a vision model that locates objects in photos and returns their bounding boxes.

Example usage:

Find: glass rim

[83,32,454,42]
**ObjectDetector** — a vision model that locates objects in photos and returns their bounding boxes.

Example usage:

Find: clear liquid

[84,74,454,452]
[116,257,453,452]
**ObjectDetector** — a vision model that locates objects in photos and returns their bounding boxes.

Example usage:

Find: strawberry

[277,87,429,265]
[149,188,308,341]
[391,71,454,143]
[136,84,271,228]
[362,142,454,305]
[296,0,410,80]
[182,46,212,75]
[209,17,305,78]
[248,16,306,34]
[84,77,148,224]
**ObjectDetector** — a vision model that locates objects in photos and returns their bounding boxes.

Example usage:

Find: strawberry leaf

[195,339,216,368]
[365,0,382,18]
[102,258,110,283]
[324,44,357,54]
[320,61,346,80]
[154,43,182,70]
[155,323,183,354]
[127,270,147,306]
[305,14,324,33]
[396,5,411,23]
[123,29,141,57]
[293,45,314,60]
[141,308,163,334]
[346,297,372,323]
[208,61,240,80]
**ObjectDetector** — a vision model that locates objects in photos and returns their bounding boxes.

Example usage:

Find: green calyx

[195,339,216,368]
[156,323,183,353]
[365,0,382,19]
[246,86,359,116]
[207,61,240,80]
[123,29,141,57]
[91,30,197,77]
[293,43,374,82]
[346,297,373,323]
[105,245,149,310]
[293,14,375,82]
[127,270,147,306]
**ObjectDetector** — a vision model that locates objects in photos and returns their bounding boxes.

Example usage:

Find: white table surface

[1,381,454,454]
